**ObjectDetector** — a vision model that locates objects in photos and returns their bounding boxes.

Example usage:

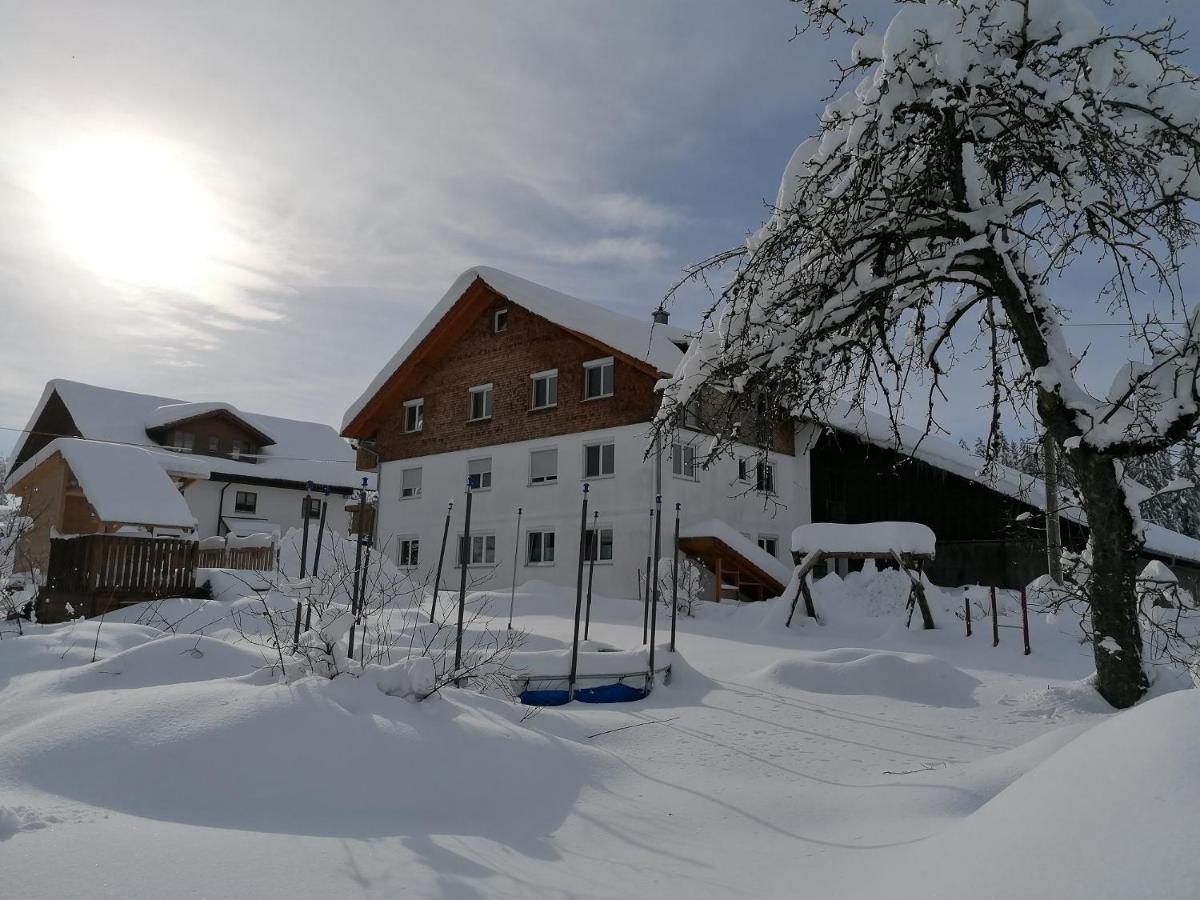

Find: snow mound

[752,649,980,707]
[0,675,607,839]
[866,690,1200,899]
[53,635,273,692]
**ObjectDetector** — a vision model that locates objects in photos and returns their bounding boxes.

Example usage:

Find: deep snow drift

[1,565,1197,898]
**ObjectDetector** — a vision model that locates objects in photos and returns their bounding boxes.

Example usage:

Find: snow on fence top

[343,265,690,430]
[12,438,196,528]
[679,518,793,586]
[791,521,936,558]
[6,379,363,491]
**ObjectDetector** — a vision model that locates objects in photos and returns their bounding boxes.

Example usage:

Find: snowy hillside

[2,567,1197,898]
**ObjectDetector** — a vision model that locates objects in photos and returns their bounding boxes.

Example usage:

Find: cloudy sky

[2,0,1199,456]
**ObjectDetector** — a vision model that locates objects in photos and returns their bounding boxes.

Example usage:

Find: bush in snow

[215,527,523,695]
[656,556,706,617]
[654,0,1200,708]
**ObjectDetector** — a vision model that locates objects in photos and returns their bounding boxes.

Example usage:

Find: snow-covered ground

[1,568,1196,898]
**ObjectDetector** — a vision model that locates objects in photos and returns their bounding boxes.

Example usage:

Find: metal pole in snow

[1021,585,1031,655]
[454,482,473,684]
[648,493,662,686]
[431,499,453,624]
[671,502,680,653]
[359,539,372,663]
[507,507,523,630]
[964,591,972,637]
[347,478,368,660]
[312,487,330,576]
[990,585,999,648]
[300,482,313,578]
[643,509,654,644]
[584,510,598,641]
[568,484,590,700]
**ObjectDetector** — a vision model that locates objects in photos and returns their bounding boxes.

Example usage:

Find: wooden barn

[808,414,1200,593]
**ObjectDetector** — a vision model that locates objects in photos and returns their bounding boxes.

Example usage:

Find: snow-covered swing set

[511,485,676,706]
[785,522,938,629]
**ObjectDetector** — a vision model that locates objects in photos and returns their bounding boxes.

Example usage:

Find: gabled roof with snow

[822,408,1200,566]
[11,438,195,528]
[7,380,361,491]
[144,402,276,446]
[342,266,689,433]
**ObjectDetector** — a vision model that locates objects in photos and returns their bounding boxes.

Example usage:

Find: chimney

[652,307,669,325]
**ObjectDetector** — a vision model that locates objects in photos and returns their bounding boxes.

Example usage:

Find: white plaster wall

[183,480,352,539]
[374,422,810,600]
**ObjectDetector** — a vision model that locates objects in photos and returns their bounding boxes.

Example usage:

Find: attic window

[494,309,508,333]
[403,398,424,433]
[583,357,614,400]
[171,431,194,453]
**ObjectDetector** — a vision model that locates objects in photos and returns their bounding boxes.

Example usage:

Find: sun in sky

[37,133,223,295]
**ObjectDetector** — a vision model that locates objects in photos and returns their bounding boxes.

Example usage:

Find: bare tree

[655,0,1200,707]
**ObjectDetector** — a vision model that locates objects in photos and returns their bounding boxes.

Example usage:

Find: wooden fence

[42,534,200,621]
[197,546,277,571]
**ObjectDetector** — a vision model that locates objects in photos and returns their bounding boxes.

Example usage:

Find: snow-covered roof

[10,438,195,528]
[679,518,793,587]
[145,402,275,445]
[823,408,1200,566]
[343,266,689,431]
[7,380,362,492]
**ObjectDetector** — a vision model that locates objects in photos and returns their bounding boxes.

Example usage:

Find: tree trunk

[1070,450,1149,708]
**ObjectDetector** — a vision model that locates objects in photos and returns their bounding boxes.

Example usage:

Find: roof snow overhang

[342,267,688,439]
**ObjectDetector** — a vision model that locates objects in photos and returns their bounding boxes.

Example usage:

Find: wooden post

[991,585,1000,647]
[347,478,368,660]
[964,593,972,637]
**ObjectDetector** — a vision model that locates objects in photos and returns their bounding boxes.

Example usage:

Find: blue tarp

[518,682,650,706]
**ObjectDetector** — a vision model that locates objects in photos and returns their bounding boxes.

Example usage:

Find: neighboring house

[342,266,808,602]
[5,380,364,574]
[344,265,1200,602]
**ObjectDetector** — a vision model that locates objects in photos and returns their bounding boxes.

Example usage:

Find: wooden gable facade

[346,277,664,465]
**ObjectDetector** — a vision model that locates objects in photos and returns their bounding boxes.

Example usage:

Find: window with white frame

[234,490,257,513]
[468,384,494,421]
[400,466,422,498]
[172,431,194,452]
[530,370,558,410]
[757,535,778,558]
[458,533,496,566]
[529,448,558,484]
[467,456,492,490]
[683,397,703,430]
[398,537,420,568]
[756,461,776,494]
[585,526,614,562]
[671,442,697,479]
[207,435,219,453]
[526,530,555,565]
[231,439,245,459]
[583,357,614,400]
[583,441,615,478]
[403,398,424,433]
[494,309,508,333]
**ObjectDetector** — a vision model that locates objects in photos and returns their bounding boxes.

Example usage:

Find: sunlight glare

[38,134,222,294]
